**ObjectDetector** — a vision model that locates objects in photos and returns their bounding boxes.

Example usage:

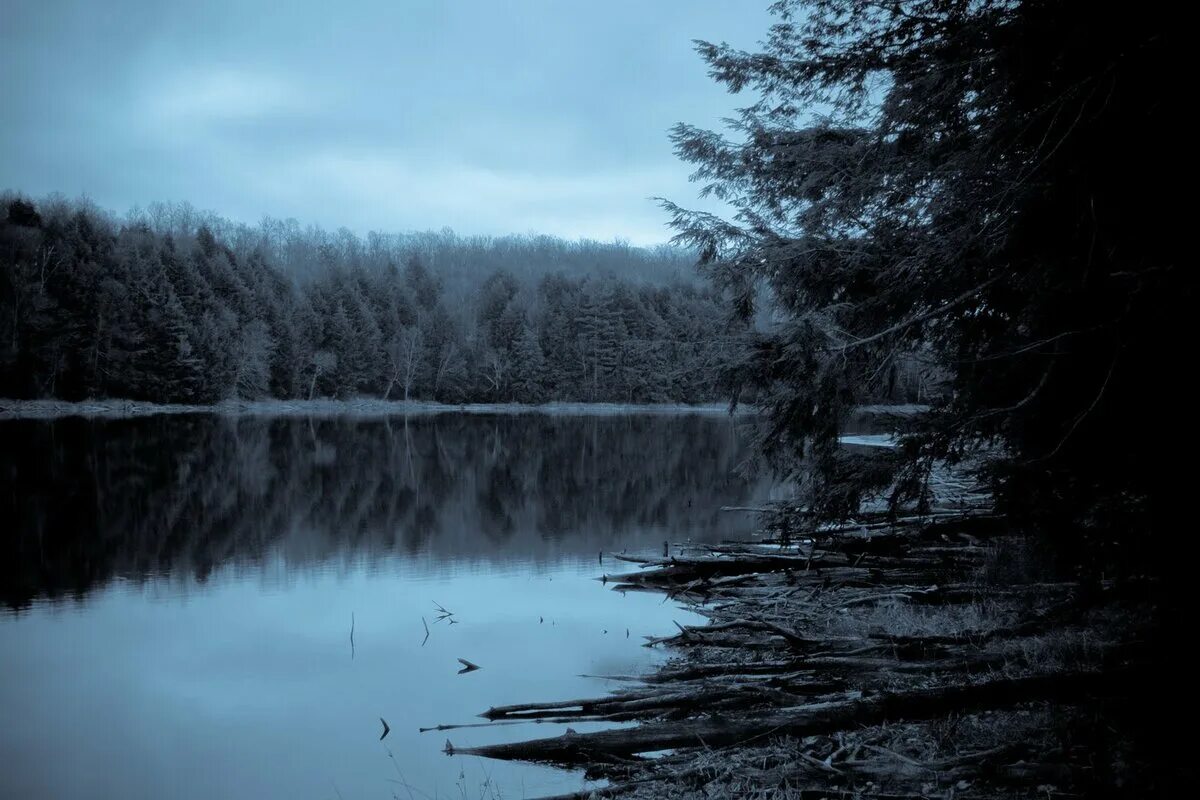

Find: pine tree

[1,195,740,406]
[325,301,357,398]
[510,323,546,403]
[664,0,1190,542]
[157,286,204,401]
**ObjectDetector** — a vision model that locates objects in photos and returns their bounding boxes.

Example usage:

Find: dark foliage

[0,195,756,405]
[664,0,1190,563]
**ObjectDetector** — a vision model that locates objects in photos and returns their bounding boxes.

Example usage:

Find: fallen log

[643,618,844,650]
[446,669,1126,764]
[480,688,668,719]
[482,682,829,721]
[582,659,834,684]
[611,551,818,572]
[605,564,946,588]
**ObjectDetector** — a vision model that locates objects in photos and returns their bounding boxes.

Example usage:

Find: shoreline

[447,498,1151,799]
[0,397,752,421]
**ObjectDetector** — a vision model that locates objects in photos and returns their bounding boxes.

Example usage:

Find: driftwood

[430,494,1144,799]
[481,681,834,722]
[582,660,842,685]
[446,670,1122,764]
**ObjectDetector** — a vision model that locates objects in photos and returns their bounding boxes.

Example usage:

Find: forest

[0,194,752,405]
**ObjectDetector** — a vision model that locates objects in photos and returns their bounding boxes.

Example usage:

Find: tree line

[0,194,748,405]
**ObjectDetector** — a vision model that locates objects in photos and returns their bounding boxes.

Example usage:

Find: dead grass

[820,598,1018,640]
[605,708,1073,799]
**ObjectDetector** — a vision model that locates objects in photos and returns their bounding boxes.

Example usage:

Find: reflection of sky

[0,413,773,796]
[0,554,708,799]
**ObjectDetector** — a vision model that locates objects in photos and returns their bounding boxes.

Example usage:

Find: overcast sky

[1,1,772,244]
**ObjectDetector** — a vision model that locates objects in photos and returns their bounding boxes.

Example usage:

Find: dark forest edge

[0,192,727,405]
[0,194,923,408]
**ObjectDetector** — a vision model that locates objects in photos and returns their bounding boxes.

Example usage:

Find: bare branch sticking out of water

[420,720,529,733]
[421,616,430,647]
[350,612,355,660]
[384,745,428,800]
[379,717,390,740]
[433,601,456,625]
[457,658,481,674]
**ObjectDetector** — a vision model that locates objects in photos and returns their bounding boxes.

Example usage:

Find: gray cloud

[1,0,770,244]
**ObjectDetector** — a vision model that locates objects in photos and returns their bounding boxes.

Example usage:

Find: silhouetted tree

[664,0,1189,549]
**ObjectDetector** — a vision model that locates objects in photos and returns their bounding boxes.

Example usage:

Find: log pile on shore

[436,496,1157,799]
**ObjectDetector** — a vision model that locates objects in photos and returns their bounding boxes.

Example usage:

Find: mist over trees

[0,194,756,405]
[663,0,1188,561]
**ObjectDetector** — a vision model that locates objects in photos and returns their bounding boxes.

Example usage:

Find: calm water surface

[0,412,771,800]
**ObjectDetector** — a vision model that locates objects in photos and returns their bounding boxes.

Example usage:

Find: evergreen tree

[324,300,357,398]
[404,253,440,311]
[510,323,546,403]
[663,0,1189,545]
[153,286,204,402]
[477,269,519,350]
[1,195,737,406]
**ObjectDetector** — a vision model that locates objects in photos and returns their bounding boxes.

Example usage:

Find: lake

[0,411,771,800]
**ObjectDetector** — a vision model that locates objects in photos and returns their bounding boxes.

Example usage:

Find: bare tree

[308,351,336,400]
[433,340,465,399]
[480,347,509,400]
[232,319,274,399]
[384,324,424,401]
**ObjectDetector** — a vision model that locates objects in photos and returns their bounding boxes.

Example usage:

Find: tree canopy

[0,196,753,406]
[665,0,1189,561]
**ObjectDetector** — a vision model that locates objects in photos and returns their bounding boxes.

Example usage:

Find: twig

[797,749,844,775]
[864,744,931,771]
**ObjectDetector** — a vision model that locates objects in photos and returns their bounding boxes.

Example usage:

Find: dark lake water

[0,411,771,800]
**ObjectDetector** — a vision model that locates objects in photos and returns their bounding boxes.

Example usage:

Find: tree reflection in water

[1,412,768,610]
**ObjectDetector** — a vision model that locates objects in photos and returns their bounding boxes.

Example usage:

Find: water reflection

[0,412,770,799]
[2,413,762,611]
